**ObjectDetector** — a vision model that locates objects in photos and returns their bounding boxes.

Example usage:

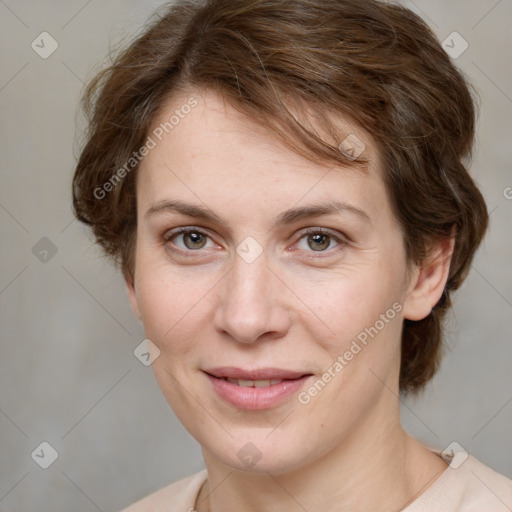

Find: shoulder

[119,469,208,512]
[457,456,512,510]
[405,453,512,511]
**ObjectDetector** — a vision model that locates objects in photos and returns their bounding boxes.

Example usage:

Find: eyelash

[163,226,347,258]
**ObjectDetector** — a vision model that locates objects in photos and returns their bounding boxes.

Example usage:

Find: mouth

[203,367,313,409]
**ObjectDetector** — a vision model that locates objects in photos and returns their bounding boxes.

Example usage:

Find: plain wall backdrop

[0,0,511,510]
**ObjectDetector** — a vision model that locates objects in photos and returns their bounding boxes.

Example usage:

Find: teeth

[254,379,271,388]
[225,378,283,387]
[239,379,257,387]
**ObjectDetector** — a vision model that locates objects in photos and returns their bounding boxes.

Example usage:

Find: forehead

[136,88,389,227]
[147,88,379,165]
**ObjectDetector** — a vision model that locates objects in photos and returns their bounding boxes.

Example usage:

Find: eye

[163,226,347,258]
[164,227,217,253]
[294,228,345,254]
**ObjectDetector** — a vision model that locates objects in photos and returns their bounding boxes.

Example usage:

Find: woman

[72,0,512,510]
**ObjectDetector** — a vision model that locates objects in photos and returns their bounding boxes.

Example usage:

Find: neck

[195,394,448,512]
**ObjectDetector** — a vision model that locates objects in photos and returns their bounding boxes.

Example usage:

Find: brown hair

[72,0,488,394]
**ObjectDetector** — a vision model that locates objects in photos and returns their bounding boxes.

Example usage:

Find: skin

[125,88,453,511]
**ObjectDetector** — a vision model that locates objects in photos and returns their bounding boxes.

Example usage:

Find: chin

[201,429,319,476]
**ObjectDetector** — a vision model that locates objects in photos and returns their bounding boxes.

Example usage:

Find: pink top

[121,451,512,511]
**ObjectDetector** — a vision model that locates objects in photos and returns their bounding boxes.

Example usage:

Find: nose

[213,250,291,345]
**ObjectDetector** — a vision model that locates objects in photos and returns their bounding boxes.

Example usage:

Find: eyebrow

[144,199,371,229]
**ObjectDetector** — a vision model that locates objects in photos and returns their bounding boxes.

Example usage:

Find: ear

[125,277,142,322]
[402,234,455,321]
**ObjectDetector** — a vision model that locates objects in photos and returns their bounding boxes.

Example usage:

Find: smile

[203,367,313,410]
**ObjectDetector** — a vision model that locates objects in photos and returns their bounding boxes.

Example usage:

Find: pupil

[186,232,205,249]
[309,233,329,251]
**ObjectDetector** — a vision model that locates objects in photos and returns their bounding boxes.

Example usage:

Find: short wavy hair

[72,0,488,394]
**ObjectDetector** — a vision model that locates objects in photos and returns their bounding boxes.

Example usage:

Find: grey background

[0,0,511,511]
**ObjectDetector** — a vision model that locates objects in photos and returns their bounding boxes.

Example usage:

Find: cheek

[299,264,405,397]
[135,271,190,352]
[307,265,403,343]
[135,262,222,360]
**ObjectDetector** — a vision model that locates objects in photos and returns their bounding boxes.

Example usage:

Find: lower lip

[205,373,312,410]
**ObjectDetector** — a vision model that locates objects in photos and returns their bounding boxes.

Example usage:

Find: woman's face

[127,89,416,474]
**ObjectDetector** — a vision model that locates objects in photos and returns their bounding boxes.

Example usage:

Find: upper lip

[204,367,311,380]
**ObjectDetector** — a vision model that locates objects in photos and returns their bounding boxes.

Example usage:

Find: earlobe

[125,278,142,322]
[402,235,455,321]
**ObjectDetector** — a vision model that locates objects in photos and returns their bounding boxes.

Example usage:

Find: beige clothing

[121,452,512,511]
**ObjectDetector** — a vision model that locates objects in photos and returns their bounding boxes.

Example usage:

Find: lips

[203,367,313,409]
